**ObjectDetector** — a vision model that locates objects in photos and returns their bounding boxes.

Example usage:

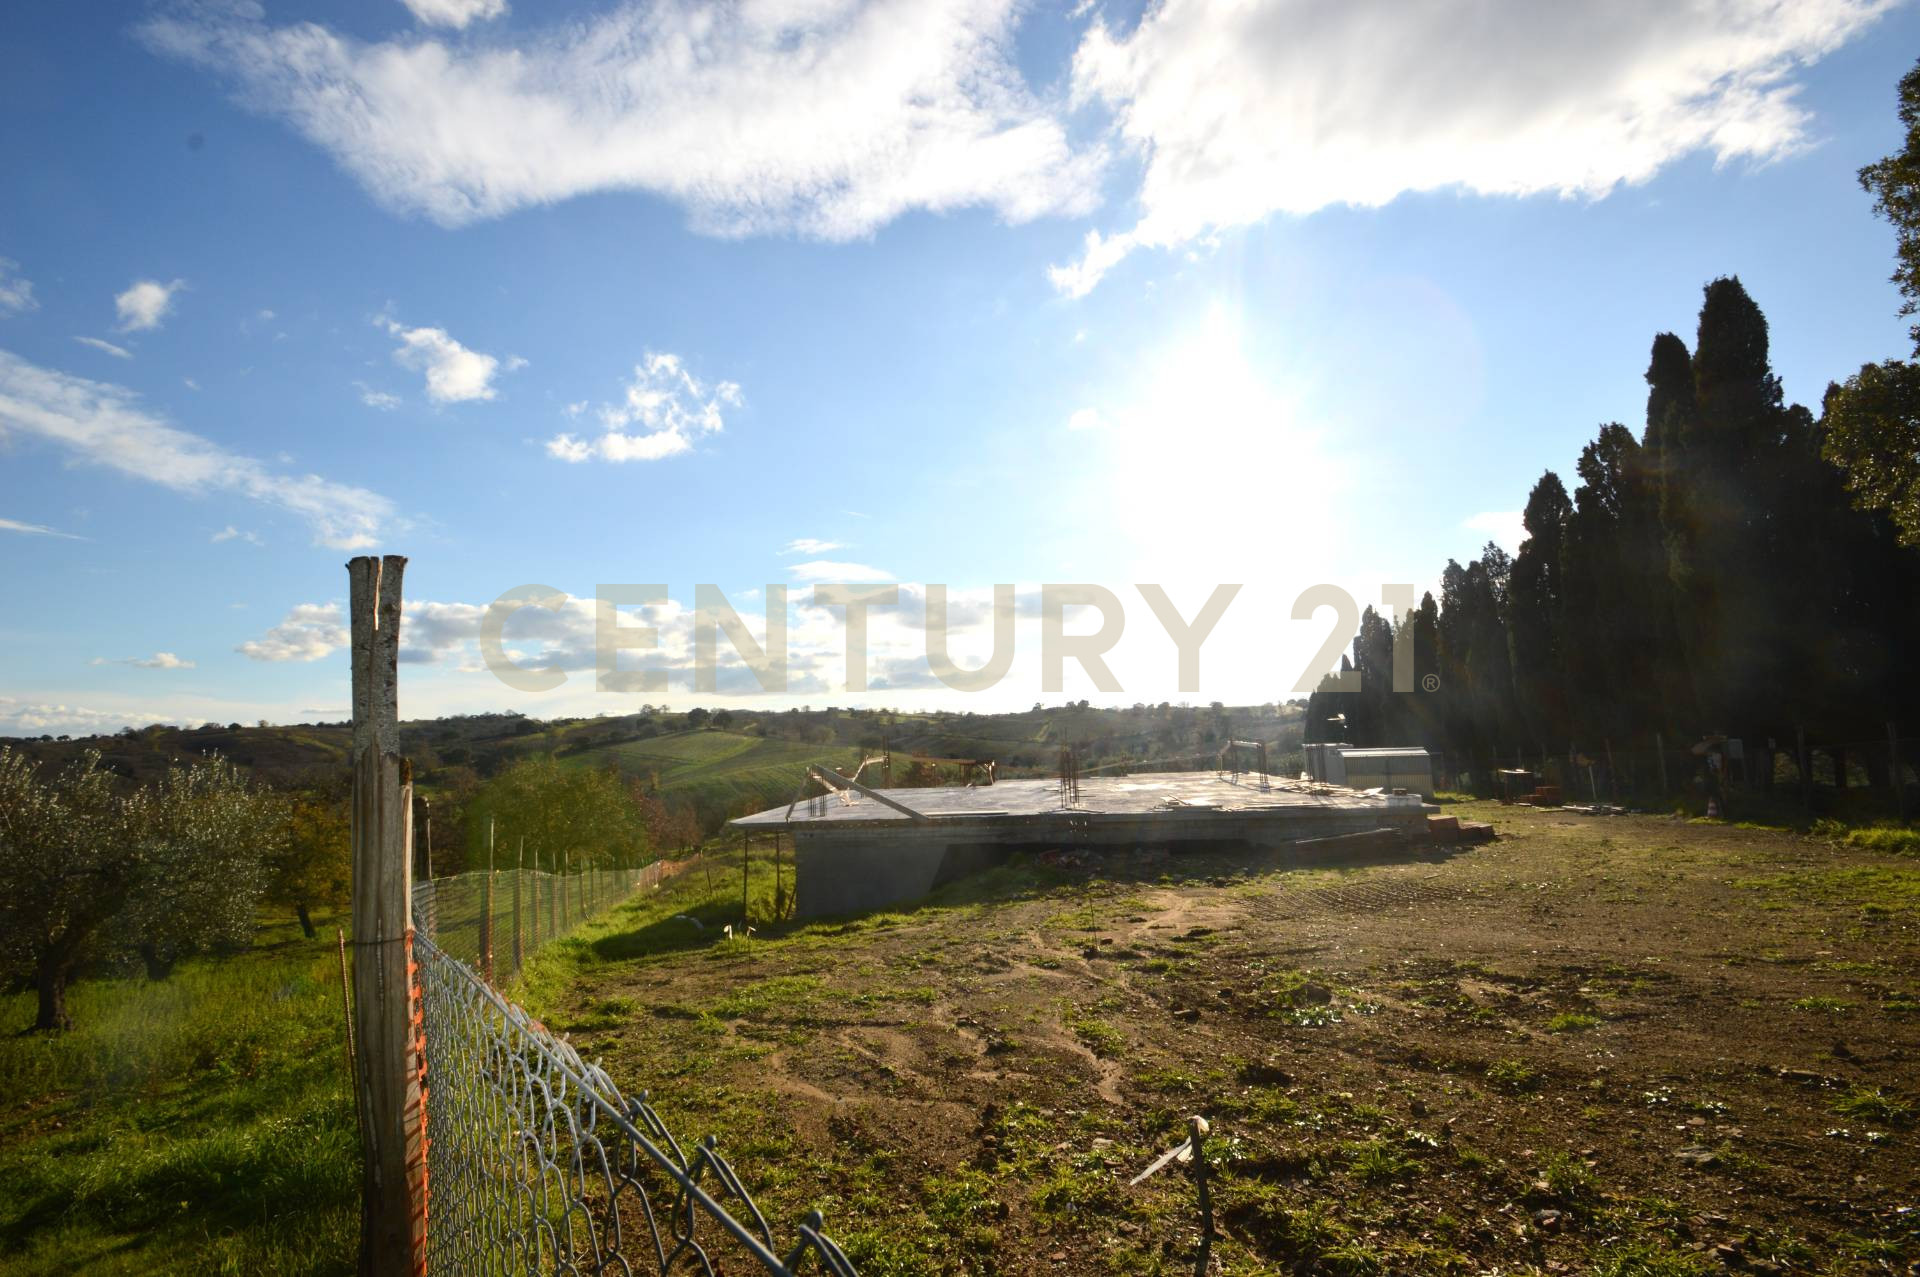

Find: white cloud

[789,559,893,583]
[0,259,36,316]
[139,0,1101,235]
[381,318,510,403]
[547,351,739,464]
[0,698,169,736]
[1464,510,1526,553]
[0,516,87,540]
[212,524,264,545]
[0,349,395,549]
[1051,0,1890,294]
[402,0,508,29]
[357,383,402,410]
[1066,406,1105,431]
[781,538,846,555]
[238,602,351,662]
[74,336,133,359]
[115,278,185,331]
[93,652,197,670]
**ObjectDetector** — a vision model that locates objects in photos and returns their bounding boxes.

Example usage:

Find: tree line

[1309,59,1920,795]
[0,747,661,1032]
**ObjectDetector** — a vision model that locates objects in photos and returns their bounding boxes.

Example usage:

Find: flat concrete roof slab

[729,771,1423,830]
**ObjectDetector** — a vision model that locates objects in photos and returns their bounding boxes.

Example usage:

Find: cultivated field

[531,803,1920,1275]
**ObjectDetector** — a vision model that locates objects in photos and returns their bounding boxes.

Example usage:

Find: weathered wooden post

[480,819,495,985]
[559,851,569,932]
[512,836,524,975]
[347,555,427,1276]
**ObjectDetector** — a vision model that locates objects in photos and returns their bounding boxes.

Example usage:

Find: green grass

[1588,1239,1717,1276]
[0,911,358,1275]
[1831,1085,1913,1126]
[1790,995,1852,1014]
[1737,864,1920,915]
[565,729,859,825]
[1547,1012,1601,1033]
[1484,1058,1539,1092]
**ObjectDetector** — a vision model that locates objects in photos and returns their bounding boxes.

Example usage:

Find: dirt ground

[554,802,1920,1275]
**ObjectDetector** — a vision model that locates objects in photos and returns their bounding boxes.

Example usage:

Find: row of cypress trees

[1309,275,1919,795]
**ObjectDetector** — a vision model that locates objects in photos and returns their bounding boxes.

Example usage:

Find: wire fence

[415,858,690,987]
[412,925,862,1275]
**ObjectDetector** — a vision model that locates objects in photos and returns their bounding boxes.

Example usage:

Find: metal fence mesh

[408,859,860,1273]
[414,934,860,1275]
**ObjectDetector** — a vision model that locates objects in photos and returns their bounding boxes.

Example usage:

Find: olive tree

[0,749,132,1030]
[119,757,286,980]
[269,796,350,939]
[0,748,285,1029]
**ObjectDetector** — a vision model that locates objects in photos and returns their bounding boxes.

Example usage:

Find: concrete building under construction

[729,763,1437,918]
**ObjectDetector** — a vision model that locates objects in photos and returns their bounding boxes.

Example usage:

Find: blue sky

[2,0,1917,732]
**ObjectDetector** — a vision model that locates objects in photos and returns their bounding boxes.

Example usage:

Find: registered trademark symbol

[1421,673,1440,693]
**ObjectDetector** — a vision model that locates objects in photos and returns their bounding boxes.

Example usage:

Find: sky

[2,0,1918,733]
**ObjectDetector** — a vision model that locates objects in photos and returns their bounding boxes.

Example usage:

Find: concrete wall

[790,799,1434,918]
[794,836,954,919]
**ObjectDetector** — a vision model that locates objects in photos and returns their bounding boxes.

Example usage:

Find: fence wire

[415,860,687,987]
[414,933,861,1275]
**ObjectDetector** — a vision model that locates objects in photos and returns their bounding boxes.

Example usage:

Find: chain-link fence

[414,930,861,1274]
[414,858,690,986]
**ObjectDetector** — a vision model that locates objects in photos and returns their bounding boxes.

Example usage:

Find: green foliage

[1821,359,1920,548]
[1831,1085,1913,1126]
[268,797,351,935]
[1832,823,1920,856]
[0,749,285,1030]
[120,755,288,980]
[1860,57,1920,350]
[1484,1058,1538,1092]
[1589,1239,1717,1277]
[472,755,650,871]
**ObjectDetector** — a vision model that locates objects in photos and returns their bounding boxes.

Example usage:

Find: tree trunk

[139,943,177,982]
[295,903,316,940]
[35,957,71,1032]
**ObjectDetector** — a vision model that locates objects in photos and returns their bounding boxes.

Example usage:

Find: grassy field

[0,912,359,1276]
[578,729,858,818]
[6,804,1915,1275]
[523,802,1920,1276]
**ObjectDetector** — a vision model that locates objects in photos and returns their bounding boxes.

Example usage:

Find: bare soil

[553,802,1920,1275]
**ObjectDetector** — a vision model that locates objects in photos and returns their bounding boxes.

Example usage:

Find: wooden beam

[811,764,933,822]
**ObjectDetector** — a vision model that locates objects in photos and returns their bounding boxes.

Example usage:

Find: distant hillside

[2,700,1307,848]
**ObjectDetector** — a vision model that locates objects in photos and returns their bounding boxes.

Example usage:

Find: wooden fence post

[559,852,569,931]
[512,836,524,976]
[347,554,427,1276]
[480,820,495,986]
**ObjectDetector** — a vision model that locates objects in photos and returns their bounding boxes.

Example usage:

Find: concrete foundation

[731,772,1437,920]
